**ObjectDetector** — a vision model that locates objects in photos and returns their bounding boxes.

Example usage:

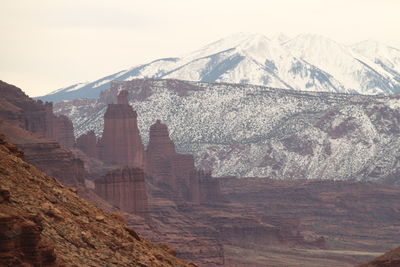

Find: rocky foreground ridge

[55,79,400,182]
[358,246,400,267]
[0,134,192,266]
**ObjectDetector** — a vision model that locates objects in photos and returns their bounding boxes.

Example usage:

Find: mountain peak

[270,33,290,44]
[39,33,400,102]
[181,32,269,61]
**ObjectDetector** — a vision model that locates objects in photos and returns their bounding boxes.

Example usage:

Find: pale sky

[0,0,399,97]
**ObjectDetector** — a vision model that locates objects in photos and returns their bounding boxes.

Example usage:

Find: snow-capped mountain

[284,34,400,95]
[39,33,400,102]
[54,79,400,182]
[351,40,400,80]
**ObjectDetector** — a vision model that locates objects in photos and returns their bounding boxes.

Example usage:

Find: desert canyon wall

[0,81,84,187]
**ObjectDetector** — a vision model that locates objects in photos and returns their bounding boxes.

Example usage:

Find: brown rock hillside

[0,134,192,267]
[358,247,400,267]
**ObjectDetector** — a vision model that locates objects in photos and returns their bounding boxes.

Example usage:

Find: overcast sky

[1,0,398,97]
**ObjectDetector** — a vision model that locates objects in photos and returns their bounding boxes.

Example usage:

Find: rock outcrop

[145,120,224,204]
[95,167,149,218]
[0,80,75,148]
[76,130,97,158]
[19,141,85,187]
[358,246,400,267]
[45,110,75,149]
[0,134,192,267]
[0,81,83,187]
[98,90,144,168]
[0,214,60,267]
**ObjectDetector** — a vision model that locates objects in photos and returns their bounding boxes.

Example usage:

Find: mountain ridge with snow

[39,33,400,102]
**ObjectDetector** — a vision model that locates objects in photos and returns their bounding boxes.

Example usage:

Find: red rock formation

[19,141,85,187]
[358,246,400,267]
[0,133,192,267]
[146,120,186,198]
[44,102,75,149]
[95,167,149,218]
[145,120,224,204]
[0,81,86,187]
[196,170,225,203]
[0,214,60,267]
[98,90,144,168]
[76,130,98,158]
[0,80,75,149]
[0,81,48,136]
[147,120,176,157]
[49,113,75,149]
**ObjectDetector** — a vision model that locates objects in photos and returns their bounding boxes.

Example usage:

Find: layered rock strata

[0,81,83,187]
[19,142,85,187]
[95,167,149,218]
[0,80,75,148]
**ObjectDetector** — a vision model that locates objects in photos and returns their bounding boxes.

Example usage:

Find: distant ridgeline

[55,79,400,183]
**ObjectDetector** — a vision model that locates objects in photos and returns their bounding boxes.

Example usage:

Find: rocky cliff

[0,81,84,187]
[358,246,400,267]
[0,134,192,266]
[76,130,97,158]
[0,80,75,149]
[95,167,149,218]
[0,213,61,267]
[145,120,224,204]
[98,90,144,168]
[45,111,75,149]
[20,141,85,187]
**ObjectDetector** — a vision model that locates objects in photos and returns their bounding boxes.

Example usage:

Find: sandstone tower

[98,90,144,168]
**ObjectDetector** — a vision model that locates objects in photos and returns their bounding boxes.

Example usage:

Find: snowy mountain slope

[284,34,400,94]
[39,33,400,102]
[352,40,400,85]
[54,79,400,182]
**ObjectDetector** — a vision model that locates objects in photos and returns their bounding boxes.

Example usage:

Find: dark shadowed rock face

[76,130,97,158]
[98,90,144,168]
[0,214,60,267]
[95,167,149,218]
